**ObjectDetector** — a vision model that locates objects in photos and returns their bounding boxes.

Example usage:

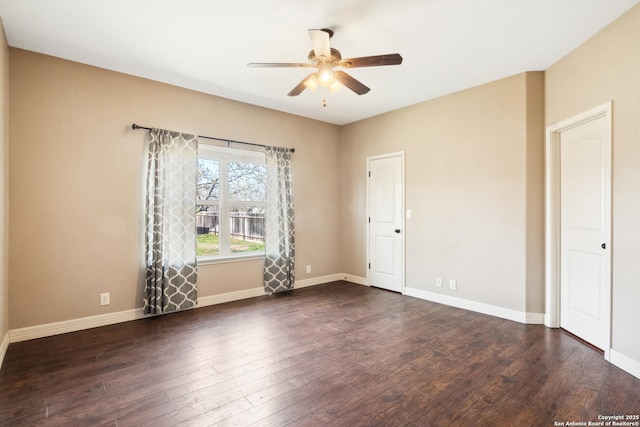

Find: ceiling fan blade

[339,53,403,68]
[287,73,316,96]
[308,29,331,60]
[333,71,370,95]
[247,63,309,68]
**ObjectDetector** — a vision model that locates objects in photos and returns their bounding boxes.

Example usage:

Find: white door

[368,154,404,292]
[559,115,610,350]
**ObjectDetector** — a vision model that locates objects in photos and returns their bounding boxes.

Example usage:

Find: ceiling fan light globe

[317,67,336,87]
[304,74,319,92]
[329,80,342,94]
[320,71,332,83]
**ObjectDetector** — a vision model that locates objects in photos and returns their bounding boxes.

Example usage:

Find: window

[197,144,266,261]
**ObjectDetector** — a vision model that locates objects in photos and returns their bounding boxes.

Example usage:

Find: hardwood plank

[1,281,639,426]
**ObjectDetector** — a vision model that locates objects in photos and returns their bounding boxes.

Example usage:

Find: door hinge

[368,171,371,177]
[368,263,371,269]
[368,217,371,223]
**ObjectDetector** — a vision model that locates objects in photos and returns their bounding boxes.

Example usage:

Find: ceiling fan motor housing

[308,48,342,66]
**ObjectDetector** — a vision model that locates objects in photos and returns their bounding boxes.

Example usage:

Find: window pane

[196,205,219,256]
[229,206,265,253]
[197,159,219,202]
[228,162,266,202]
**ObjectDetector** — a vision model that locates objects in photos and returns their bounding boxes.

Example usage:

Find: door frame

[366,151,406,293]
[545,101,612,360]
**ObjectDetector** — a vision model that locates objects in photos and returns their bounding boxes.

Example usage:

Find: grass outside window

[197,233,265,257]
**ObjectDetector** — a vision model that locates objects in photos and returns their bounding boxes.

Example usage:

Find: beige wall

[546,4,640,362]
[7,2,639,375]
[525,72,545,313]
[340,72,545,314]
[0,20,9,346]
[9,49,341,329]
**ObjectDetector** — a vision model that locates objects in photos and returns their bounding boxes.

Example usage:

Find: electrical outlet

[436,277,442,288]
[306,265,311,274]
[100,293,110,306]
[449,279,457,290]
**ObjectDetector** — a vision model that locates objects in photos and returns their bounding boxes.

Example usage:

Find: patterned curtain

[144,128,198,315]
[263,146,296,294]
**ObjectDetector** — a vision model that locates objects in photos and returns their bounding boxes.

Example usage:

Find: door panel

[567,250,602,319]
[369,155,403,292]
[375,236,396,274]
[567,136,602,229]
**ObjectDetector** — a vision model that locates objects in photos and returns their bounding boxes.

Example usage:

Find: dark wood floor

[1,282,639,426]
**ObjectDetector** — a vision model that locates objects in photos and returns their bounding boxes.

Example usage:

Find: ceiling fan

[247,29,403,97]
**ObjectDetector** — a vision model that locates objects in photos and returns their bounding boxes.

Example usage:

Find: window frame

[197,144,266,264]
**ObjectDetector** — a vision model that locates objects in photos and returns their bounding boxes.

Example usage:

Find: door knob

[395,229,401,234]
[601,243,606,249]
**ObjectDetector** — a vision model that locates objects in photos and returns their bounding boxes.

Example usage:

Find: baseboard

[610,349,640,380]
[0,330,9,370]
[10,308,146,343]
[404,287,544,325]
[197,287,267,307]
[8,273,357,344]
[526,312,545,324]
[296,273,348,288]
[342,274,368,286]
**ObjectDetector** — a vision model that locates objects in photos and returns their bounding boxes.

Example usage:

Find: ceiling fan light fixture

[319,69,332,83]
[317,66,337,88]
[304,74,319,92]
[329,79,342,94]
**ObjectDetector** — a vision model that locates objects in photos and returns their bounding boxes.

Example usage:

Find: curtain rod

[131,123,295,153]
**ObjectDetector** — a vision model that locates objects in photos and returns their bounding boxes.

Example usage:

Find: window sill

[197,253,265,266]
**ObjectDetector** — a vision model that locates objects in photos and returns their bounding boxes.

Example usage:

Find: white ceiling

[0,0,638,125]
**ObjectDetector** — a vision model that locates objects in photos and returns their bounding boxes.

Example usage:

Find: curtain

[144,128,198,315]
[263,146,296,294]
